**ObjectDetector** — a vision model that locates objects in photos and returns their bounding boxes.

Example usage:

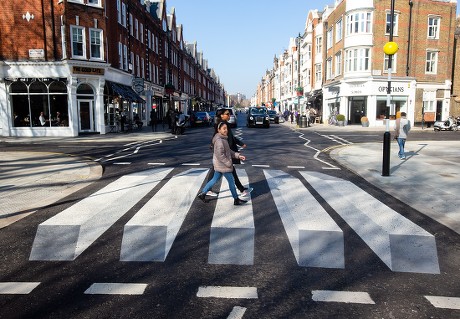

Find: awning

[108,81,145,103]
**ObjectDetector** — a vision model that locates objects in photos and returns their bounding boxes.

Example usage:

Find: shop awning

[108,81,145,103]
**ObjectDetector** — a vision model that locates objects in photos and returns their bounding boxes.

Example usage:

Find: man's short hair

[401,112,407,117]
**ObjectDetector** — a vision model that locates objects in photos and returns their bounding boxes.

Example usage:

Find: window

[121,3,127,28]
[90,29,103,60]
[346,12,372,35]
[315,63,322,82]
[118,42,123,68]
[385,12,399,35]
[87,0,101,5]
[306,44,312,60]
[425,51,438,74]
[423,91,436,112]
[123,45,128,70]
[336,18,343,42]
[129,14,133,36]
[384,53,397,71]
[326,58,333,80]
[428,16,440,39]
[315,36,322,54]
[327,28,333,49]
[335,51,342,76]
[71,26,85,58]
[117,0,121,24]
[345,48,370,72]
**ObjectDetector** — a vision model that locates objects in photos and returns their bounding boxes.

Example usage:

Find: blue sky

[165,0,459,99]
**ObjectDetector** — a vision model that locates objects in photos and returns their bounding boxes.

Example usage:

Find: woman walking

[197,122,248,205]
[206,109,253,197]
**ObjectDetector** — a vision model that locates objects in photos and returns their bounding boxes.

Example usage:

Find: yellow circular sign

[383,42,399,55]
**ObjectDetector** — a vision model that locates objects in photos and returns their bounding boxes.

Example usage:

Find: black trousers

[206,166,244,192]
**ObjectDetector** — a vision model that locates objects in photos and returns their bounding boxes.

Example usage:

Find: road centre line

[297,132,339,169]
[182,163,201,166]
[312,290,375,304]
[0,282,41,294]
[287,166,305,169]
[84,283,147,295]
[197,286,258,299]
[424,296,460,310]
[113,162,131,165]
[148,162,166,165]
[252,164,270,168]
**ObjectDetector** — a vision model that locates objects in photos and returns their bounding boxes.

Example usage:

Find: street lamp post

[297,33,301,120]
[382,0,398,176]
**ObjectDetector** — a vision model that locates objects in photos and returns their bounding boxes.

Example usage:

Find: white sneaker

[206,191,218,197]
[240,187,253,197]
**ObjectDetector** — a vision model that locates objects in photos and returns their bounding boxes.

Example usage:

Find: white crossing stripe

[84,283,147,295]
[29,167,173,261]
[264,169,344,268]
[312,290,375,304]
[0,282,40,294]
[208,169,254,265]
[197,286,258,299]
[424,296,460,310]
[301,171,440,274]
[227,306,247,319]
[120,168,208,261]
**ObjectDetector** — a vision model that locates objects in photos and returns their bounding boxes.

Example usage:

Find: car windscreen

[250,108,267,115]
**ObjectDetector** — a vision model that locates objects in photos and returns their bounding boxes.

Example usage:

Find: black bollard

[382,131,391,176]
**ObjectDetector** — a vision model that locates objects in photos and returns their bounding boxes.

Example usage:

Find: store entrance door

[348,96,367,124]
[78,100,94,132]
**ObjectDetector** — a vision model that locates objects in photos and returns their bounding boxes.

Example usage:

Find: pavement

[1,122,459,236]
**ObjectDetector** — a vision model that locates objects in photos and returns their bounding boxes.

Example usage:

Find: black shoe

[197,192,208,203]
[234,198,247,206]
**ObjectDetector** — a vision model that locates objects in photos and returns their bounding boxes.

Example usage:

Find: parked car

[208,111,216,124]
[247,107,270,128]
[268,110,280,124]
[216,107,237,127]
[190,111,211,127]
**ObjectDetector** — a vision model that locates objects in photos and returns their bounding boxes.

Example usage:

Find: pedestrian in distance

[205,109,253,197]
[394,111,411,160]
[197,122,248,206]
[150,109,157,132]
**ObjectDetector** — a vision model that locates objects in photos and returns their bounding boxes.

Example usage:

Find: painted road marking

[84,283,147,295]
[208,169,254,265]
[252,164,270,168]
[120,168,208,261]
[425,296,460,310]
[148,162,166,165]
[264,169,344,268]
[312,290,375,304]
[29,167,173,261]
[0,282,40,294]
[226,306,247,319]
[301,171,440,274]
[197,286,258,299]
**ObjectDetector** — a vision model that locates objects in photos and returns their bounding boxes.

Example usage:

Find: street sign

[132,77,144,94]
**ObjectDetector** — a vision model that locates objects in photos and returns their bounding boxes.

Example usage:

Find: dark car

[268,110,280,124]
[190,111,211,127]
[247,107,270,128]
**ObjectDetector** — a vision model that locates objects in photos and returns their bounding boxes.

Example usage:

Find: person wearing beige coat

[197,122,248,205]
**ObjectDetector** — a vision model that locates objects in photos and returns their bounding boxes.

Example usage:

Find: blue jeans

[397,137,406,158]
[202,171,238,199]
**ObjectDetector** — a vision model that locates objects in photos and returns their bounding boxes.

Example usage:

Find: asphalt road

[0,116,459,318]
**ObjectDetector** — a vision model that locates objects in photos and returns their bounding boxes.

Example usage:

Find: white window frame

[336,18,343,42]
[428,16,440,39]
[345,47,370,72]
[425,50,438,74]
[306,44,312,60]
[346,11,372,35]
[70,25,85,59]
[89,28,103,60]
[326,28,333,49]
[118,42,123,68]
[121,3,127,28]
[326,58,333,80]
[87,0,101,6]
[335,51,342,76]
[385,11,399,36]
[315,36,322,54]
[123,45,128,71]
[117,0,121,24]
[423,91,436,112]
[315,63,322,83]
[384,53,397,72]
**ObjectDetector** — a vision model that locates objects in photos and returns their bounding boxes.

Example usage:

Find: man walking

[394,112,411,160]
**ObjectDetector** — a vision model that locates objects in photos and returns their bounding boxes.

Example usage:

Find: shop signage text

[378,86,405,93]
[72,66,105,75]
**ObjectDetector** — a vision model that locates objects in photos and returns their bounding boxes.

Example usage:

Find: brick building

[0,0,225,137]
[257,0,457,127]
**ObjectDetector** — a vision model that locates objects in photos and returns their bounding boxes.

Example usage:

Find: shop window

[10,80,68,128]
[376,96,407,120]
